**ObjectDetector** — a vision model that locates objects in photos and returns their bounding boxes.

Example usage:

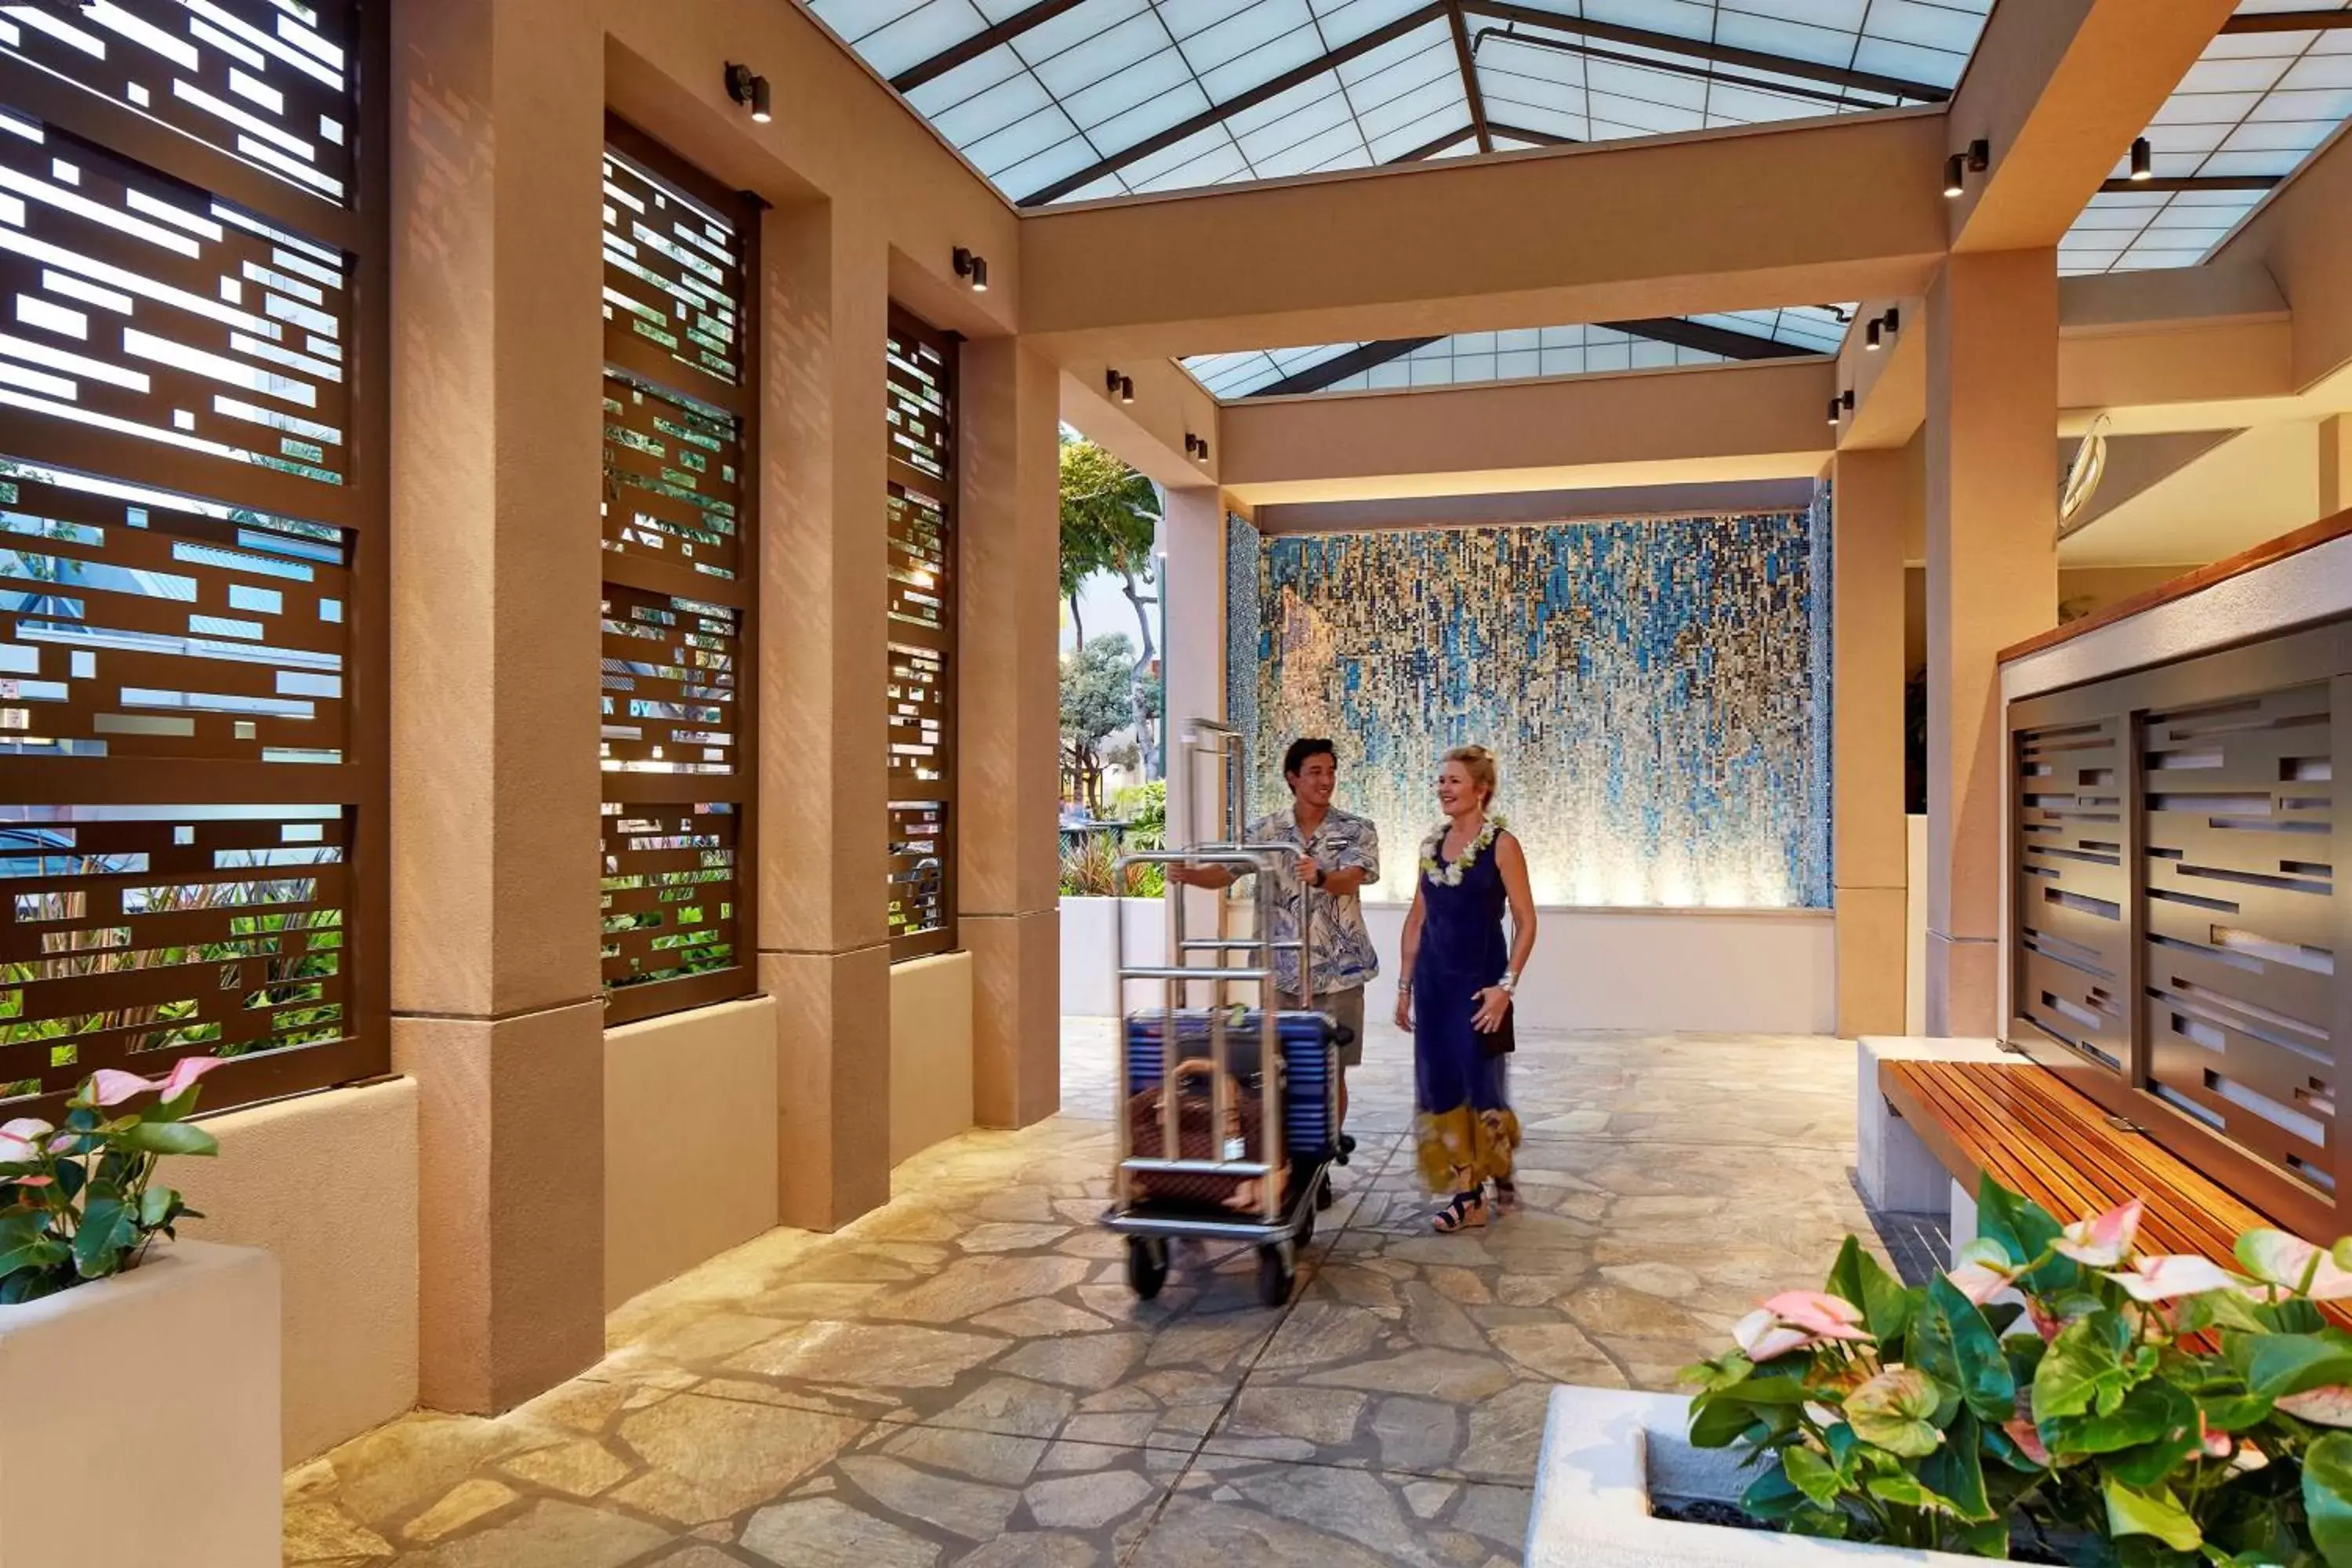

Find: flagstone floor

[283,1019,1881,1568]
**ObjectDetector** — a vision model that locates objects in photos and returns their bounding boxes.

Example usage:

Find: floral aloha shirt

[1242,806,1381,998]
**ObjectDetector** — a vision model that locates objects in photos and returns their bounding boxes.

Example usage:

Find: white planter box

[0,1240,281,1567]
[1526,1386,1986,1567]
[1058,895,1167,1016]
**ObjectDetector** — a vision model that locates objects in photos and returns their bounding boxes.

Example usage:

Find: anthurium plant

[1683,1175,2352,1565]
[0,1058,228,1304]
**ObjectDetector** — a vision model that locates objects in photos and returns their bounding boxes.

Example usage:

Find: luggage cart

[1102,721,1342,1308]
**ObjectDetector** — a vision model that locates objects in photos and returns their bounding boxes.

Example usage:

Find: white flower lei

[1420,814,1507,887]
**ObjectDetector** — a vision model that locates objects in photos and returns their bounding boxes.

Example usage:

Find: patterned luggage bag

[1123,1010,1337,1163]
[1125,1059,1285,1212]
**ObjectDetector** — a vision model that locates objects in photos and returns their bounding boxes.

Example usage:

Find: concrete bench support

[1855,1036,2009,1223]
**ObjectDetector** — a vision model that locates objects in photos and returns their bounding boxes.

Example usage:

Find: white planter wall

[1527,1385,1987,1567]
[0,1241,281,1566]
[1058,896,1168,1015]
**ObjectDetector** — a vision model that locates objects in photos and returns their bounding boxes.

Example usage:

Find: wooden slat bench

[1878,1059,2346,1322]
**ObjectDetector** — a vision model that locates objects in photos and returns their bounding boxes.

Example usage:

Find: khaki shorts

[1277,985,1364,1069]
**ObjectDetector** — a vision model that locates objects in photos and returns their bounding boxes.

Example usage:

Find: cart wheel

[1256,1243,1295,1307]
[1315,1171,1335,1210]
[1127,1236,1169,1300]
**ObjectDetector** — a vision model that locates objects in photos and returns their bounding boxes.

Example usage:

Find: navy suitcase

[1123,1008,1339,1163]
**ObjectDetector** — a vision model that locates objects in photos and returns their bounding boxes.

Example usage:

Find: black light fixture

[2129,136,2153,181]
[1185,432,1210,462]
[1106,368,1134,404]
[1944,136,1989,198]
[1842,389,1855,412]
[724,62,771,123]
[953,246,989,292]
[1865,318,1882,351]
[1881,306,1900,337]
[1197,436,1210,463]
[1826,396,1842,428]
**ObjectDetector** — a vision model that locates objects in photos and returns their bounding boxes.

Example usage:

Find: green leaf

[1689,1392,1763,1449]
[2103,1476,2201,1553]
[1828,1235,1917,1345]
[113,1120,217,1157]
[138,1185,176,1229]
[2057,1378,2198,1457]
[1849,1367,1945,1458]
[1917,1273,2018,1425]
[2244,1334,2352,1400]
[1919,1408,1995,1523]
[2194,1391,2274,1434]
[1740,1466,1811,1523]
[2035,1311,2136,1421]
[1977,1178,2078,1291]
[2308,1432,2352,1567]
[0,1234,68,1278]
[71,1194,136,1278]
[1781,1444,1841,1508]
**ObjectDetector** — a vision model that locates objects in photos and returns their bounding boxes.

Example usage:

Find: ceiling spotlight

[1967,138,1990,172]
[953,246,989,292]
[1882,306,1900,336]
[1943,153,1966,198]
[1842,389,1855,412]
[1827,397,1842,428]
[1106,368,1134,404]
[2129,136,2152,181]
[1865,318,1882,351]
[725,63,771,123]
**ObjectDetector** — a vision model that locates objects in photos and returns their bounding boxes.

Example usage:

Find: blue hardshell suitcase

[1123,1008,1340,1163]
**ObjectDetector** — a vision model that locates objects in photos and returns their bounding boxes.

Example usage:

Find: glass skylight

[1182,305,1853,398]
[2058,0,2352,276]
[803,2,1991,208]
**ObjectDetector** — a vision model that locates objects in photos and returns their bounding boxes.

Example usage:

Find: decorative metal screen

[599,120,757,1024]
[0,1,387,1116]
[885,306,955,961]
[2009,622,2349,1238]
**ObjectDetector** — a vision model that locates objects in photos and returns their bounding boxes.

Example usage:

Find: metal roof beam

[890,0,1091,93]
[1247,338,1440,397]
[2096,173,2281,194]
[1462,1,1951,103]
[1385,125,1478,162]
[1446,2,1494,154]
[1019,3,1452,205]
[2220,9,2352,31]
[1603,317,1813,360]
[1486,120,1577,147]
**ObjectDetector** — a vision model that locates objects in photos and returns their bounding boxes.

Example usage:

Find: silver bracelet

[1497,973,1517,994]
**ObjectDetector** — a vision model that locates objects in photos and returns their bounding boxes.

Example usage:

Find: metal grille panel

[597,121,756,1024]
[2141,687,2336,1195]
[2013,716,2132,1072]
[0,0,355,204]
[885,307,954,960]
[0,114,350,488]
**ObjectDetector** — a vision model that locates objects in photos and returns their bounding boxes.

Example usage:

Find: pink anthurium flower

[1762,1290,1873,1342]
[1733,1308,1815,1364]
[2238,1230,2352,1300]
[0,1117,53,1142]
[2103,1254,2239,1303]
[2198,1413,2234,1460]
[0,1131,39,1164]
[2002,1415,2051,1466]
[2278,1387,2352,1428]
[85,1054,227,1109]
[1946,1258,2020,1308]
[2054,1199,2143,1268]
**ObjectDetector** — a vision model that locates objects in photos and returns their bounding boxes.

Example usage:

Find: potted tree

[1526,1178,2352,1566]
[0,1059,281,1567]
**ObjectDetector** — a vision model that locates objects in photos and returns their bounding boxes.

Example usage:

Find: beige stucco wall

[604,996,781,1310]
[891,953,975,1167]
[174,1080,420,1464]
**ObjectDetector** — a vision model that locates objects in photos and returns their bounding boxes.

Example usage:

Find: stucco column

[2323,415,2351,517]
[389,0,607,1414]
[1831,451,1910,1036]
[1161,487,1231,848]
[959,338,1062,1127]
[1923,250,2059,1035]
[762,201,894,1229]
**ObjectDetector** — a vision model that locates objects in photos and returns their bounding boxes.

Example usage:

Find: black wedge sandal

[1432,1185,1486,1233]
[1491,1177,1519,1215]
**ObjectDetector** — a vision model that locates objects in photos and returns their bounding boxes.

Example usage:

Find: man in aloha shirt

[1171,737,1379,1152]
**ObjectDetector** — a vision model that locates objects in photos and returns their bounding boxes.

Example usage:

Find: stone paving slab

[283,1022,1877,1566]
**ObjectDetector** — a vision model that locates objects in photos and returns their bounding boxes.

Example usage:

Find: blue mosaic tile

[1237,510,1832,908]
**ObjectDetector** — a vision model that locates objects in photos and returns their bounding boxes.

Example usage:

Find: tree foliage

[1059,633,1135,811]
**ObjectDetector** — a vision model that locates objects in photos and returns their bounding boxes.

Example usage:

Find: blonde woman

[1394,746,1538,1232]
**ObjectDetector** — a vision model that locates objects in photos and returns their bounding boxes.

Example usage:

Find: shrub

[1684,1174,2352,1563]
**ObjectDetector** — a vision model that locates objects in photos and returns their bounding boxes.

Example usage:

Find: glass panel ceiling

[804,1,1991,207]
[1183,305,1853,397]
[2058,0,2352,277]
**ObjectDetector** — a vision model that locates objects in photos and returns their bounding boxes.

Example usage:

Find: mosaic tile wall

[1243,512,1832,908]
[1225,512,1261,756]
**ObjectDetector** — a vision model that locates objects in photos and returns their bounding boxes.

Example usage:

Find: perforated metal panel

[886,305,956,962]
[2008,620,2352,1239]
[0,0,387,1116]
[597,118,757,1024]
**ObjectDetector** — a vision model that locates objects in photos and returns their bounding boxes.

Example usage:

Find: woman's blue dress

[1411,825,1520,1192]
